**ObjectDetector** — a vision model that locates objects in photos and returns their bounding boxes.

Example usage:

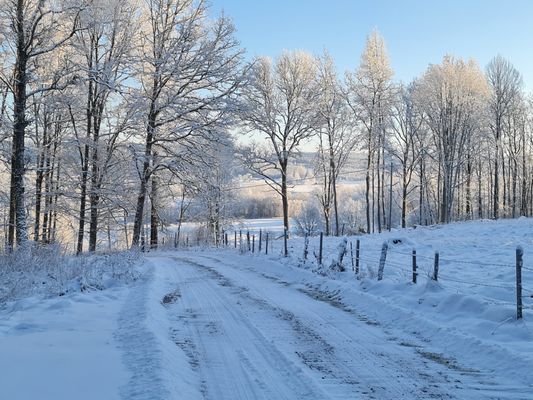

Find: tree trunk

[521,141,528,216]
[376,135,382,233]
[494,131,500,219]
[330,155,339,237]
[419,155,424,225]
[365,142,371,234]
[150,172,158,249]
[512,160,518,218]
[76,78,93,254]
[50,146,60,244]
[88,118,101,252]
[465,152,472,219]
[477,159,483,219]
[402,162,407,228]
[8,1,29,249]
[132,96,157,247]
[33,115,48,242]
[502,149,507,217]
[281,161,289,234]
[440,175,448,224]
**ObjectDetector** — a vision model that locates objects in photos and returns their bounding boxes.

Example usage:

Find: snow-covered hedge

[0,245,141,303]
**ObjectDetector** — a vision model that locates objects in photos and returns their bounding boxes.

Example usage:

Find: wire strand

[387,248,513,268]
[437,274,515,290]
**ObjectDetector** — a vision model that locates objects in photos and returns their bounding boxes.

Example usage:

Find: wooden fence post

[355,239,360,274]
[432,252,439,281]
[350,241,354,272]
[265,232,269,255]
[259,229,262,252]
[252,235,255,253]
[303,234,309,260]
[319,232,323,265]
[174,233,177,248]
[234,231,237,248]
[412,249,417,284]
[377,242,388,281]
[516,246,523,319]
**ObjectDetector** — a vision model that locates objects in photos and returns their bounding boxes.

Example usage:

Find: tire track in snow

[168,255,457,399]
[165,257,328,400]
[185,253,531,400]
[115,264,170,400]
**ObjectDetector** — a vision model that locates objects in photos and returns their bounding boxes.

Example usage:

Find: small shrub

[294,203,322,237]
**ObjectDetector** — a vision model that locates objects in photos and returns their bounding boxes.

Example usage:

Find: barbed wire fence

[155,226,532,320]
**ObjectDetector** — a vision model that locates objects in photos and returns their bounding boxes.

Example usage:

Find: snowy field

[1,218,533,399]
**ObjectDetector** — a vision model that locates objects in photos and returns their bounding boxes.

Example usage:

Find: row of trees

[0,0,246,251]
[0,1,531,252]
[240,30,533,236]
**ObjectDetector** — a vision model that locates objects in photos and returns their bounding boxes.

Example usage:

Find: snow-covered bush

[294,202,322,236]
[0,245,141,303]
[338,197,366,235]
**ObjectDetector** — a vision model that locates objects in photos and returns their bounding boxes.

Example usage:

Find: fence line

[159,229,530,319]
[387,248,514,268]
[437,275,515,290]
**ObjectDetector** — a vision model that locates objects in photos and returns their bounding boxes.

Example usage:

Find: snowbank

[0,245,141,303]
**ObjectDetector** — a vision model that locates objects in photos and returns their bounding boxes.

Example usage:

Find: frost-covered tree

[130,0,245,248]
[71,0,137,253]
[189,133,236,244]
[0,0,81,249]
[486,55,523,219]
[315,52,356,236]
[389,82,424,228]
[415,56,489,223]
[346,29,394,233]
[240,51,320,234]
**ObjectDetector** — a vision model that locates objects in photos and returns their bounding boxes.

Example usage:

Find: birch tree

[345,29,393,233]
[486,55,523,219]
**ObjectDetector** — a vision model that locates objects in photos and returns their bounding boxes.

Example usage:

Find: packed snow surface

[1,218,533,399]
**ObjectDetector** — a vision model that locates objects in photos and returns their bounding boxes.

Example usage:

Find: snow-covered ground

[1,218,533,399]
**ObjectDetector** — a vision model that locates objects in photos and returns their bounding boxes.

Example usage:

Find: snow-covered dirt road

[139,252,531,400]
[2,247,531,399]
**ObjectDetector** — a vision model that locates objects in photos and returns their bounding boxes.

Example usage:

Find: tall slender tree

[415,56,488,223]
[346,29,393,233]
[240,51,320,234]
[315,52,356,236]
[389,83,423,228]
[486,55,523,219]
[0,0,80,249]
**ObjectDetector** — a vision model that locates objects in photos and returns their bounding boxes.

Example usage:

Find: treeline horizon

[0,0,531,252]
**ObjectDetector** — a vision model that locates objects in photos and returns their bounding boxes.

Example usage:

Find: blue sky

[211,0,533,89]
